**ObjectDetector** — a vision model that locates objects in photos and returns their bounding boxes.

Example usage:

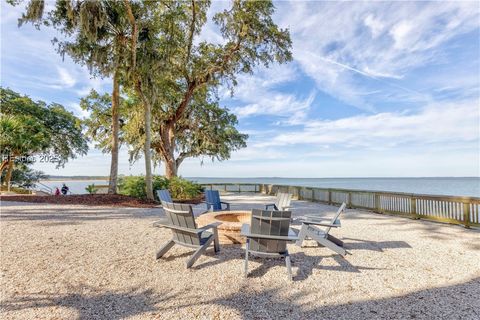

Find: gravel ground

[1,194,479,319]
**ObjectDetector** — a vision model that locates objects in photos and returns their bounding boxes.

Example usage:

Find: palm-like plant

[0,114,49,186]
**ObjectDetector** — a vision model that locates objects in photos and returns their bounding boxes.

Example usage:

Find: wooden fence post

[348,192,352,208]
[375,193,380,213]
[411,197,419,219]
[463,202,471,228]
[328,190,332,205]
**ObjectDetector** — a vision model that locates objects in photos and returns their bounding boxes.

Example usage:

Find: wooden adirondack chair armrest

[300,220,341,228]
[281,206,294,210]
[152,220,165,227]
[303,214,329,220]
[240,224,299,241]
[196,222,222,233]
[220,201,230,210]
[153,218,213,234]
[302,216,337,223]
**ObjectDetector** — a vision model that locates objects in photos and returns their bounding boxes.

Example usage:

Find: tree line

[5,0,292,199]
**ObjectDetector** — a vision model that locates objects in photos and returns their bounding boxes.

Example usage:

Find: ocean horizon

[40,177,480,197]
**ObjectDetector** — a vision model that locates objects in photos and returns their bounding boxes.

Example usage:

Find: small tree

[0,87,88,186]
[85,183,98,195]
[0,161,46,189]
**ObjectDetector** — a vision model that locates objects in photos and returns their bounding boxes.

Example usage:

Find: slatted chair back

[325,202,346,234]
[275,192,292,210]
[161,201,201,246]
[157,189,173,203]
[205,190,222,211]
[249,209,292,254]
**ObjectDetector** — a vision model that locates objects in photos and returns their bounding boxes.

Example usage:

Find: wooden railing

[201,183,480,228]
[202,183,261,193]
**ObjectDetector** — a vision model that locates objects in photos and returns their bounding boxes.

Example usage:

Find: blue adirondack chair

[205,190,231,211]
[157,189,173,203]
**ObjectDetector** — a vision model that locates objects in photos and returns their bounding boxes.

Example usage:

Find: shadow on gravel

[0,285,176,319]
[342,237,411,252]
[189,278,480,319]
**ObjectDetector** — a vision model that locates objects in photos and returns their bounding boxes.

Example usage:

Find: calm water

[188,177,480,197]
[38,180,109,195]
[40,177,479,197]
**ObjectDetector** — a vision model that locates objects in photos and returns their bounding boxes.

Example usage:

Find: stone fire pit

[197,210,252,244]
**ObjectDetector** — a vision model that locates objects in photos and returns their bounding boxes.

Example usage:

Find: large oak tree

[126,0,292,178]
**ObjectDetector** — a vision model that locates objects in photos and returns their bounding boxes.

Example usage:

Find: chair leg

[186,237,214,268]
[315,237,346,256]
[285,253,293,281]
[244,239,250,278]
[156,240,175,259]
[295,225,308,247]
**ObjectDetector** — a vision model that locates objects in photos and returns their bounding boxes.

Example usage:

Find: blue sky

[1,1,479,177]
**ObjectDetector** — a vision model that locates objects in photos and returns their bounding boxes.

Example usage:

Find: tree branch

[176,151,192,168]
[185,0,196,71]
[169,22,244,128]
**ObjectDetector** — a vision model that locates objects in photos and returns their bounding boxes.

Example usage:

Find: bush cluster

[118,175,203,200]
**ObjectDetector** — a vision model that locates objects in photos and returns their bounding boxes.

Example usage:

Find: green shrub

[152,176,170,194]
[85,184,98,195]
[0,185,32,194]
[169,177,203,200]
[118,176,149,199]
[118,175,201,200]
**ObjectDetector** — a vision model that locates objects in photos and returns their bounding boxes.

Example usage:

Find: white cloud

[227,64,316,122]
[276,1,480,109]
[258,99,479,149]
[364,14,385,38]
[54,67,77,88]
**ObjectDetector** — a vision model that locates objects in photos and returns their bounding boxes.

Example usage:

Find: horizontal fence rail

[200,183,480,228]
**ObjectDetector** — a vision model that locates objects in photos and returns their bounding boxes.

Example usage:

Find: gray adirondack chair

[157,189,173,203]
[205,190,231,211]
[296,203,347,256]
[241,209,299,281]
[265,192,293,211]
[154,201,220,268]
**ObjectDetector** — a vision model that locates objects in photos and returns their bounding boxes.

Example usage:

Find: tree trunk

[5,160,14,191]
[161,123,178,179]
[143,100,154,200]
[165,156,177,179]
[108,70,120,194]
[0,160,9,185]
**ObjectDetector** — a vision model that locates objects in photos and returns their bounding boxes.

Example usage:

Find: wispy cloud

[227,64,317,123]
[258,99,479,149]
[276,1,480,110]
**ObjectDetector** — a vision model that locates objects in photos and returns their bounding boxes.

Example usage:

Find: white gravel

[1,194,479,319]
